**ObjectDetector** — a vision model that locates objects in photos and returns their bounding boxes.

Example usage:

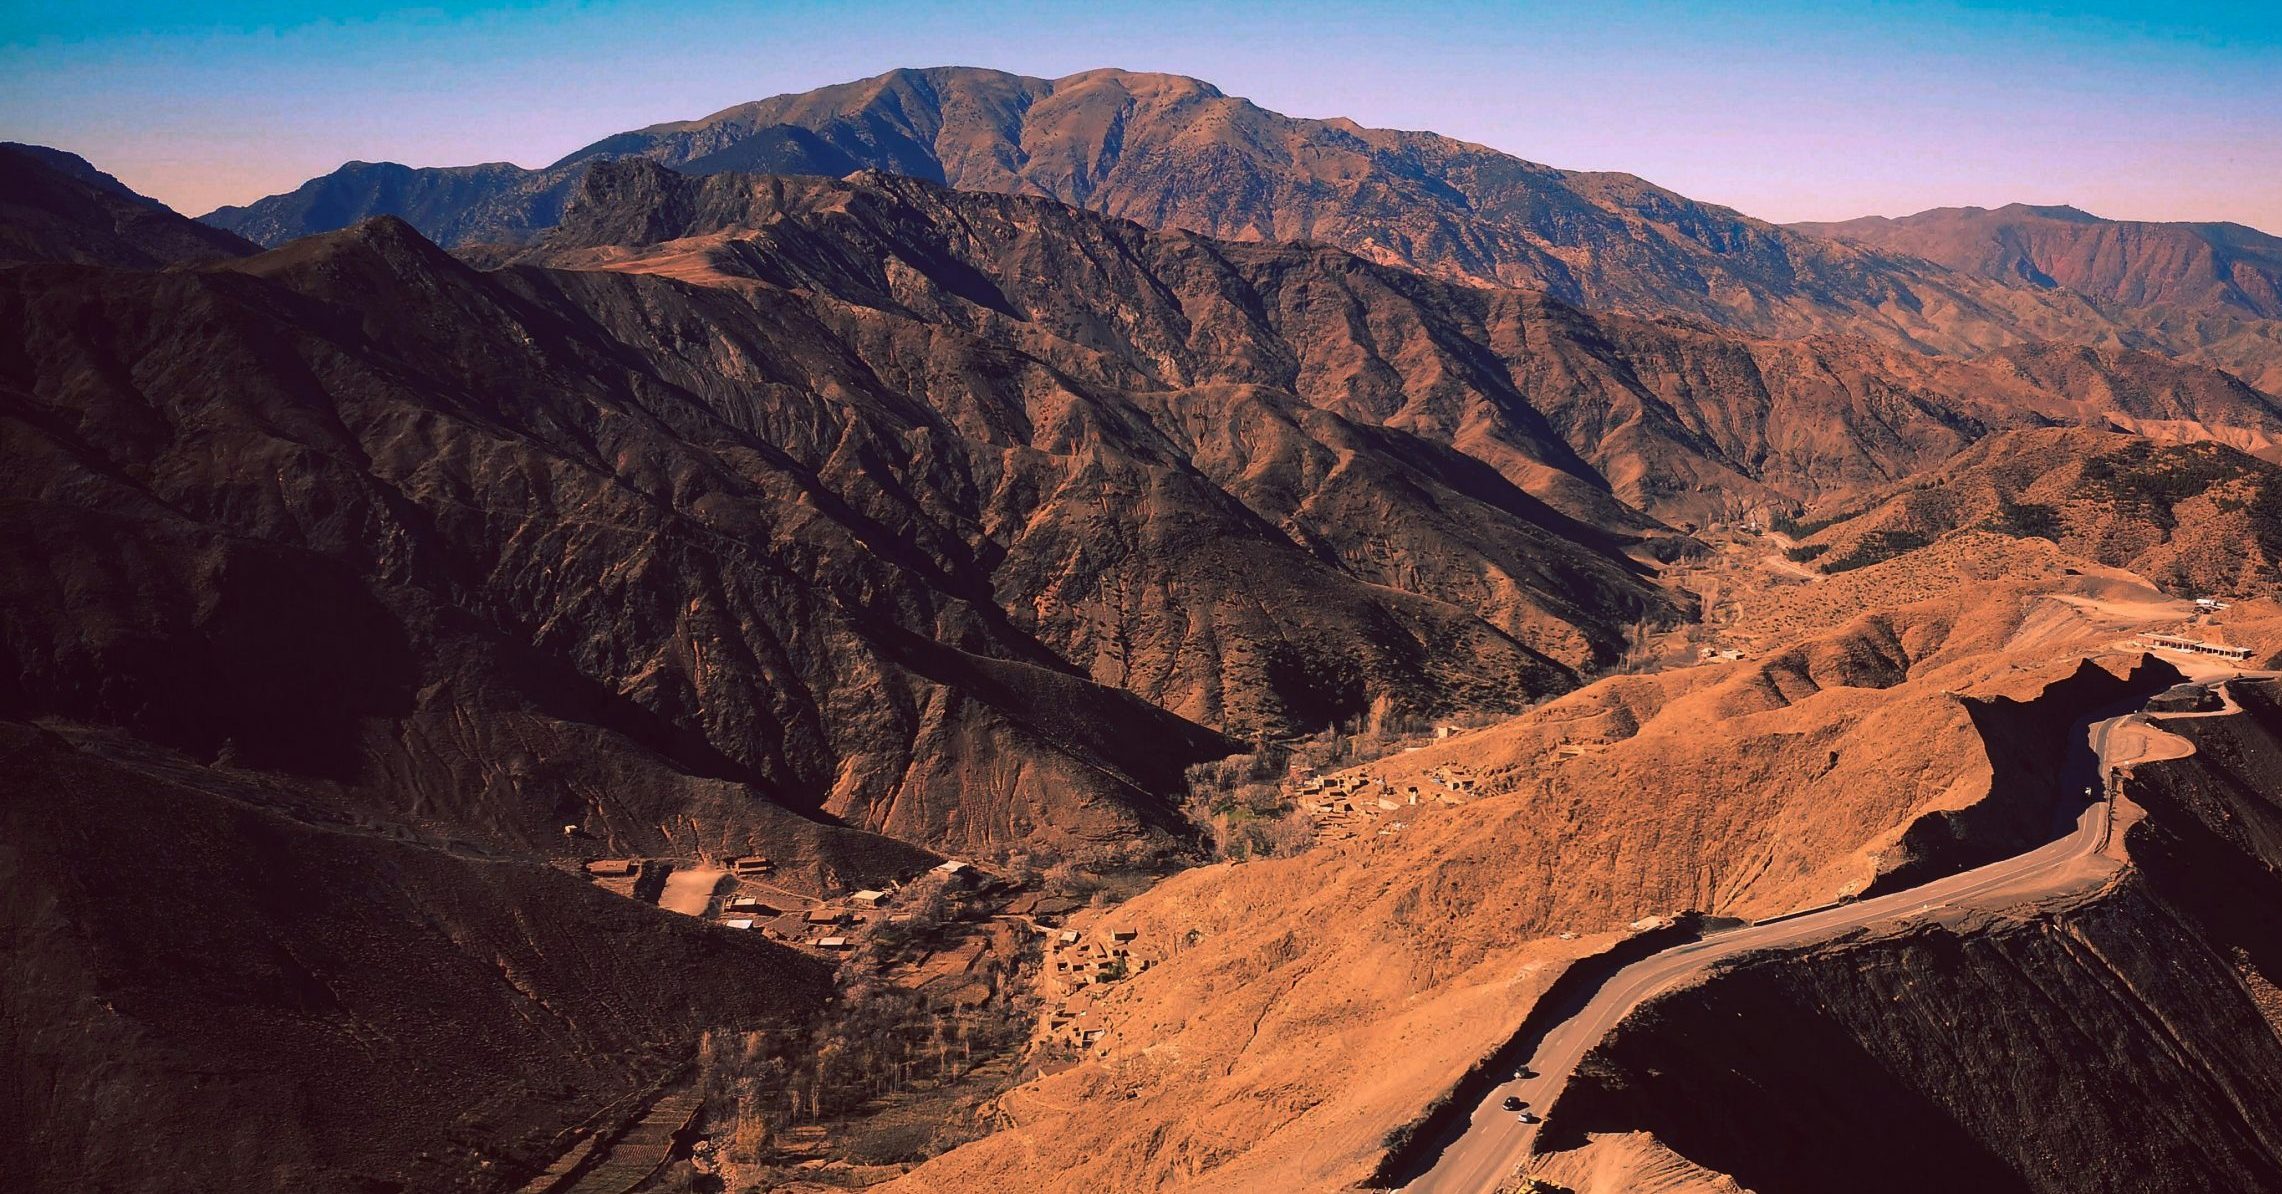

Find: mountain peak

[2,141,158,205]
[228,211,468,285]
[191,65,2282,393]
[0,143,257,268]
[1050,65,1224,97]
[1792,199,2282,344]
[1998,202,2103,223]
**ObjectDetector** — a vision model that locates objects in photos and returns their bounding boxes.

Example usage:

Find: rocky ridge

[1792,426,2282,593]
[0,143,258,268]
[199,67,2282,391]
[1795,203,2282,392]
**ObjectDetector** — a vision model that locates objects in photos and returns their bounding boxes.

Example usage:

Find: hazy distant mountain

[199,158,591,248]
[212,67,2238,371]
[4,141,159,201]
[1795,203,2282,391]
[0,143,256,267]
[1794,204,2282,318]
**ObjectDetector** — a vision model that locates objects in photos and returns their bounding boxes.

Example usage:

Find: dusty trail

[1398,675,2255,1193]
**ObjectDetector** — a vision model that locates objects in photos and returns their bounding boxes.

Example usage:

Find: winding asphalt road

[1403,709,2150,1193]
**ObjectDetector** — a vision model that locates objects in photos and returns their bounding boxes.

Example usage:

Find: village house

[2143,633,2253,661]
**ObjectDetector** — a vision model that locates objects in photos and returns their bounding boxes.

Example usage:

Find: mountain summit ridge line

[193,65,2282,396]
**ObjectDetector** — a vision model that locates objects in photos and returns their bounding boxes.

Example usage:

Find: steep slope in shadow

[0,218,1239,859]
[0,721,834,1194]
[1865,654,2182,893]
[0,142,257,267]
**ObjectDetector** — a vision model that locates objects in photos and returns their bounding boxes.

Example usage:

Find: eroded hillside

[13,115,2282,1194]
[515,160,2282,529]
[870,548,2195,1192]
[1796,203,2282,393]
[1794,427,2282,593]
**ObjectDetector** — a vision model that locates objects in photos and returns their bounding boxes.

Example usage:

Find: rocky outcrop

[1865,654,2182,893]
[1547,680,2282,1194]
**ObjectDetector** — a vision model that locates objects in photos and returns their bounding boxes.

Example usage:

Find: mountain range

[14,106,2282,873]
[1797,202,2282,392]
[202,66,2282,394]
[12,61,2282,1194]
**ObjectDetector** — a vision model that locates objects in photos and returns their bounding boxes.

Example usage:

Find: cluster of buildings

[1297,764,1481,843]
[1042,926,1147,1050]
[575,851,991,955]
[2137,633,2253,662]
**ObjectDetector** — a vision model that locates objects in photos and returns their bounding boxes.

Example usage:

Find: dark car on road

[1502,1096,1527,1111]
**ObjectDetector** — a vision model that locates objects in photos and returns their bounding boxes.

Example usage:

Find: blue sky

[3,1,2278,231]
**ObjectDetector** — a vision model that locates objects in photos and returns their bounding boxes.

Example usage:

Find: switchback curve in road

[1399,695,2193,1194]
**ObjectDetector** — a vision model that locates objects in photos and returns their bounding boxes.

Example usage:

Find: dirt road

[1402,708,2155,1193]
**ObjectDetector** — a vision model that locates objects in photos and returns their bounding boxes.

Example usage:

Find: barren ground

[879,537,2223,1192]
